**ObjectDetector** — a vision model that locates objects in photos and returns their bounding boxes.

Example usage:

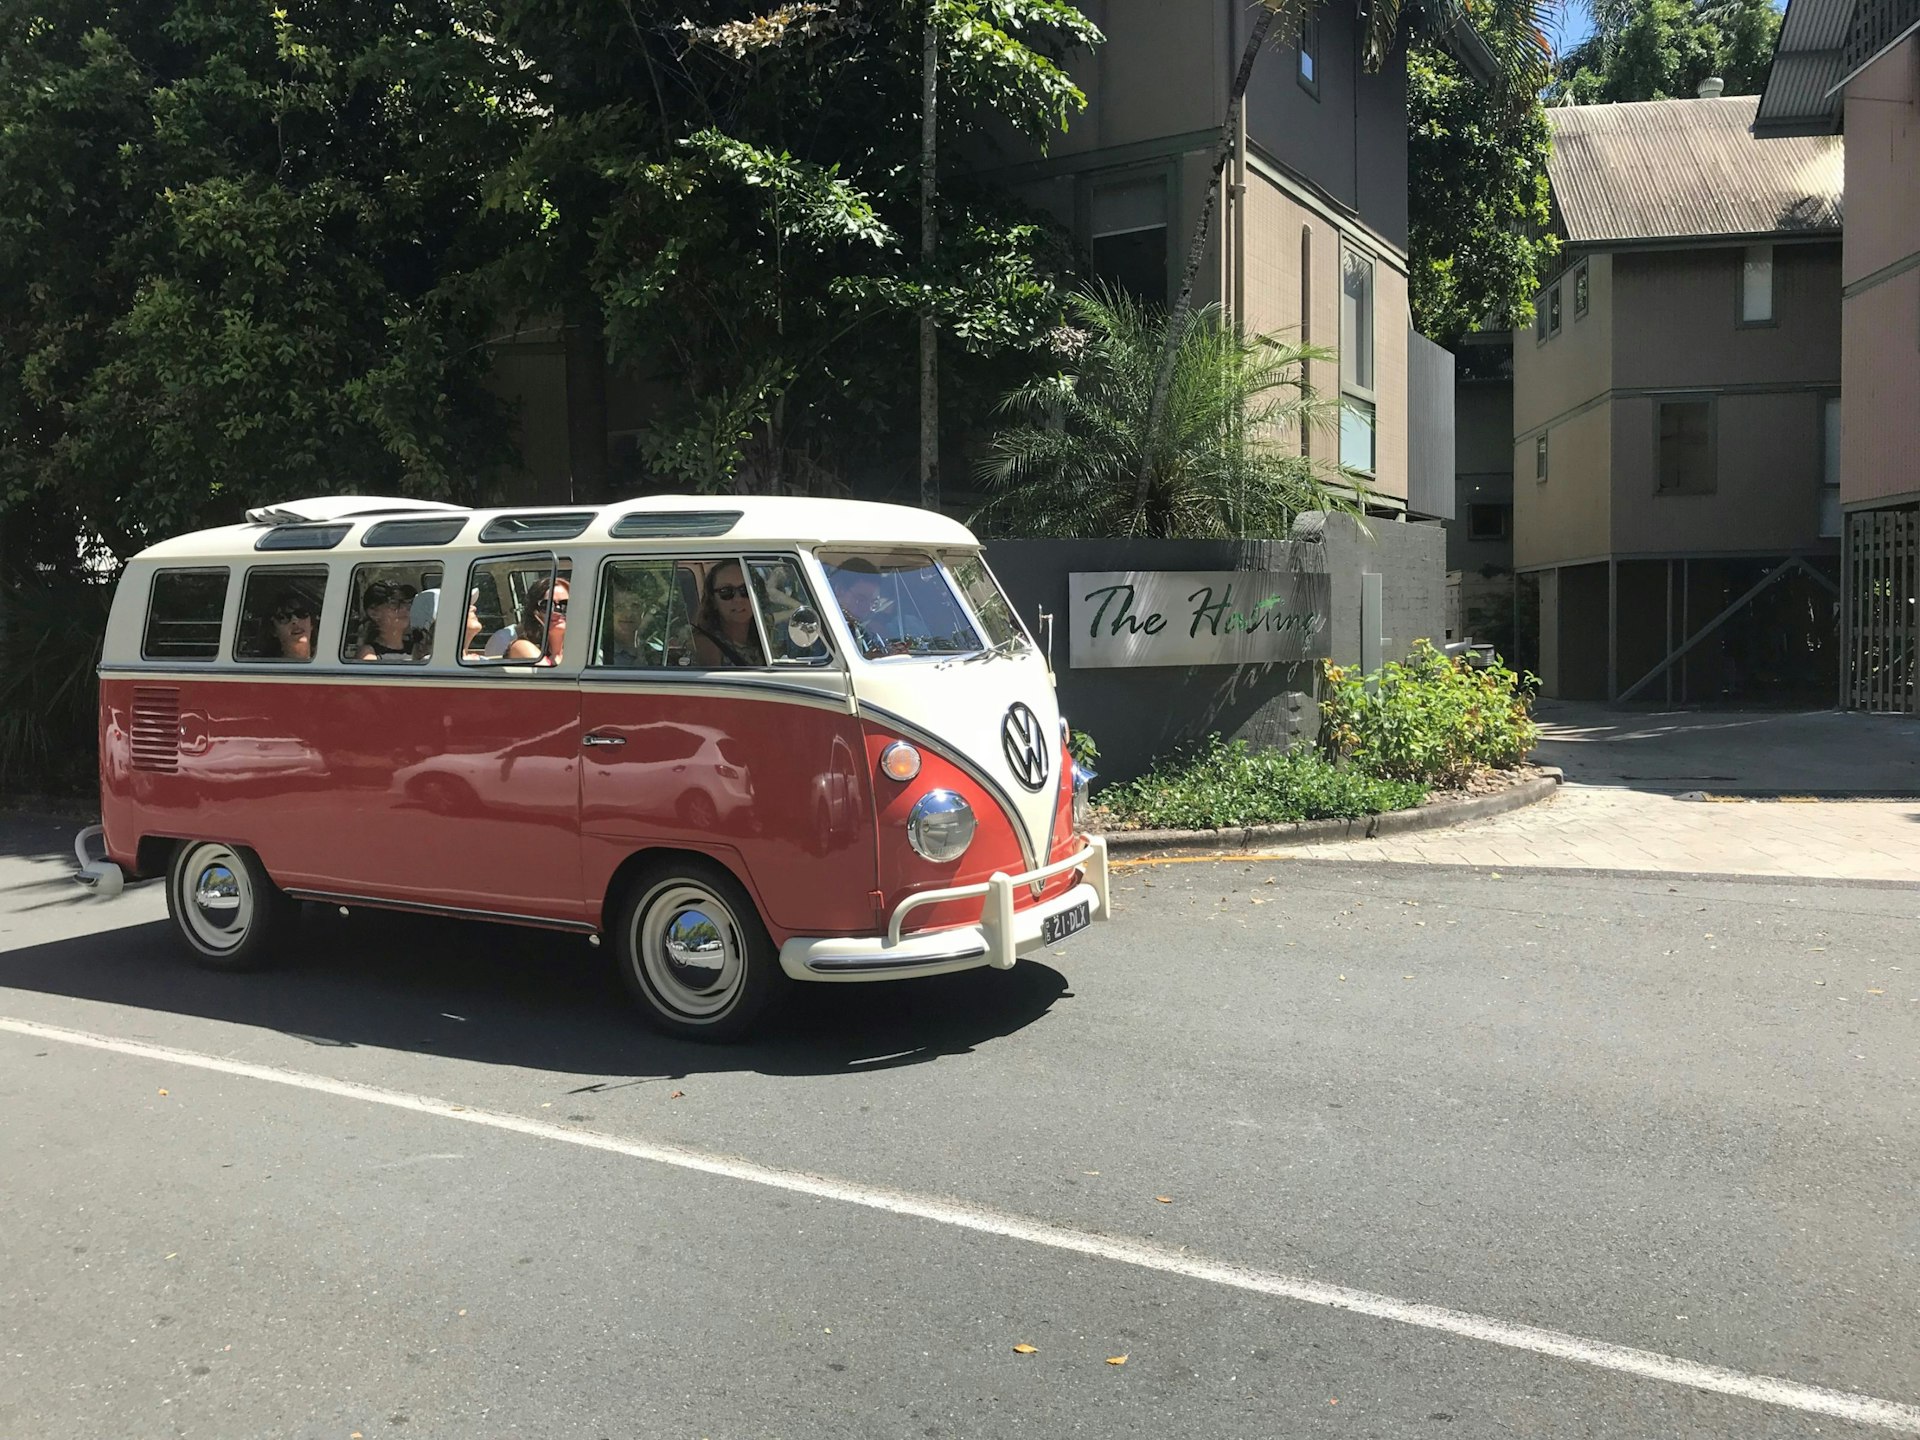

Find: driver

[828,558,895,658]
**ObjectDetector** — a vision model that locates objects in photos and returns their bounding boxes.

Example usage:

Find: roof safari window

[343,562,444,664]
[235,566,329,663]
[142,569,230,662]
[478,513,594,544]
[255,523,350,551]
[362,517,468,548]
[463,554,570,667]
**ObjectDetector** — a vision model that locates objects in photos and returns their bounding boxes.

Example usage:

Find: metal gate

[1845,506,1918,713]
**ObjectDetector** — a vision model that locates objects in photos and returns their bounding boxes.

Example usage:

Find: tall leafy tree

[0,0,528,564]
[483,0,1100,497]
[1550,0,1781,103]
[1408,42,1557,347]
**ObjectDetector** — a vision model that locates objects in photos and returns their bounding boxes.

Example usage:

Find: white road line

[6,1013,1917,1433]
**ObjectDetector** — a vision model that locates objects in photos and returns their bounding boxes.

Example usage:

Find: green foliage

[1067,728,1099,768]
[1550,0,1781,103]
[1100,738,1428,830]
[0,0,1105,560]
[1319,640,1539,786]
[1408,43,1558,347]
[971,286,1363,539]
[0,575,112,795]
[0,0,527,559]
[489,0,1102,498]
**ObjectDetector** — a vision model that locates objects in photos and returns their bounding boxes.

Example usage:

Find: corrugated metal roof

[1547,96,1844,244]
[1756,0,1852,131]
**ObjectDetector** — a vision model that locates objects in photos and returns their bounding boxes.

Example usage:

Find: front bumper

[778,836,1110,982]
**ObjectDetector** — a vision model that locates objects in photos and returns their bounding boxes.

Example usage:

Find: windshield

[820,550,988,659]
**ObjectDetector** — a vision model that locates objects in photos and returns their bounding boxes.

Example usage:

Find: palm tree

[1134,0,1559,523]
[973,286,1362,540]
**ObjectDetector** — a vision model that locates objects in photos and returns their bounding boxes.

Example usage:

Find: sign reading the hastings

[1067,570,1332,669]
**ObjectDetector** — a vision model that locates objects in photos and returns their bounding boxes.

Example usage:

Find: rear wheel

[164,841,291,971]
[614,859,788,1042]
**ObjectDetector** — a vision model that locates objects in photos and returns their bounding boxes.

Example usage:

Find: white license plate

[1041,901,1091,946]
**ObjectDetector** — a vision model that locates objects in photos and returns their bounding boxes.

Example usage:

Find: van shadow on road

[0,905,1072,1082]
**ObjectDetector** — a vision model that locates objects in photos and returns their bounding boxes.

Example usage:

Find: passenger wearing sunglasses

[356,580,420,661]
[265,590,315,661]
[692,561,767,668]
[505,576,569,665]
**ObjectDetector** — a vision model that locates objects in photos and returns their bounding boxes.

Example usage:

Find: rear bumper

[778,836,1110,982]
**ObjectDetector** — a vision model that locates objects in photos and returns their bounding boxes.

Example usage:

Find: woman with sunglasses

[355,580,418,661]
[266,591,315,660]
[692,561,766,667]
[505,576,569,665]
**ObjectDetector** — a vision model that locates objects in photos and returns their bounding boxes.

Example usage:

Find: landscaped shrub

[1099,737,1427,831]
[1319,639,1538,786]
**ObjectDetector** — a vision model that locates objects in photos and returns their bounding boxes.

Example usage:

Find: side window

[341,561,444,664]
[235,566,328,662]
[595,558,686,669]
[748,556,834,665]
[461,554,569,666]
[143,569,229,661]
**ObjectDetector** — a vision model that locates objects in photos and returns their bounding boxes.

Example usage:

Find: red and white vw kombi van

[77,495,1109,1039]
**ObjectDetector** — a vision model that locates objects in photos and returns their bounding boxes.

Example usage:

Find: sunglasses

[272,606,313,622]
[712,584,750,602]
[538,598,569,616]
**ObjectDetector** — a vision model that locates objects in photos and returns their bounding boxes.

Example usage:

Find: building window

[1340,246,1375,475]
[1535,432,1549,482]
[1548,283,1562,336]
[1656,398,1716,494]
[1468,503,1513,541]
[1535,299,1548,344]
[1574,262,1590,319]
[1341,400,1376,473]
[1741,244,1774,324]
[1089,174,1169,306]
[1298,13,1320,97]
[1819,394,1842,538]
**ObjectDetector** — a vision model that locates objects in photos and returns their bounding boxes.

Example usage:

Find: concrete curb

[1104,767,1564,856]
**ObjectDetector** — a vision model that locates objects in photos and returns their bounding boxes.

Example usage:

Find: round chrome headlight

[907,790,976,863]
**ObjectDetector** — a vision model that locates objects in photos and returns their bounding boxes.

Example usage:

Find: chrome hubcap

[635,883,744,1021]
[177,844,252,953]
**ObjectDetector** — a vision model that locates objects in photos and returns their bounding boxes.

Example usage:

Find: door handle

[583,733,626,748]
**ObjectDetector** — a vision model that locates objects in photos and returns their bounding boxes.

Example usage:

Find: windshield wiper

[961,634,1026,665]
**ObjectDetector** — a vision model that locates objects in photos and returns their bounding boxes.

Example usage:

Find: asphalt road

[2,814,1917,1438]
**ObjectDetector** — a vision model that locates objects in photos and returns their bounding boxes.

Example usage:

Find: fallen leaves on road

[1012,1343,1038,1354]
[1154,1196,1173,1204]
[158,1089,168,1097]
[1106,1355,1128,1366]
[669,1090,685,1099]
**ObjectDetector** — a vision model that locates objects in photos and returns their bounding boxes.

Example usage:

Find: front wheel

[164,840,292,971]
[614,860,788,1042]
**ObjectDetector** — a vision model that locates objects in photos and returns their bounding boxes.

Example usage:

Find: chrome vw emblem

[1001,702,1050,792]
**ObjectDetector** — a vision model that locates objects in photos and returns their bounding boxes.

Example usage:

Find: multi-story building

[1513,93,1845,702]
[1759,0,1920,713]
[991,1,1477,523]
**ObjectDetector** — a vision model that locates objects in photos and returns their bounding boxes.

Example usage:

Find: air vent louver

[130,687,181,773]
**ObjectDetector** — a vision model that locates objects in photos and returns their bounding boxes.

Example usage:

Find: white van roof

[136,493,982,563]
